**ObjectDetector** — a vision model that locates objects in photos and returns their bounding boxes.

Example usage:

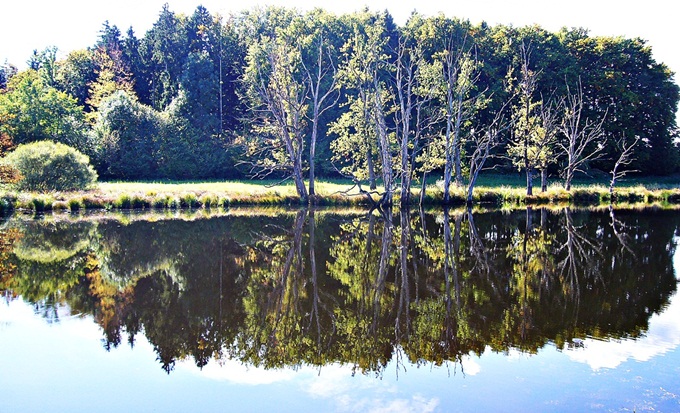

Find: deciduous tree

[0,70,91,155]
[558,78,606,191]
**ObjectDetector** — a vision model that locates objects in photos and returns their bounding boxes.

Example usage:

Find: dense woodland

[0,4,678,204]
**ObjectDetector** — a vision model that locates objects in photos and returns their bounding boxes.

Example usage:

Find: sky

[1,0,678,80]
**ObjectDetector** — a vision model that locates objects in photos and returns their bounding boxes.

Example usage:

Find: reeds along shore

[2,182,680,215]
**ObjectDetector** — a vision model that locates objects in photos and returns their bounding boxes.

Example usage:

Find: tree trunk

[444,128,453,204]
[467,168,480,204]
[541,168,547,192]
[396,209,411,336]
[309,111,318,200]
[293,161,308,202]
[367,147,377,190]
[399,112,411,205]
[400,142,410,205]
[444,160,452,204]
[453,95,464,186]
[400,176,410,205]
[443,85,454,204]
[564,166,573,191]
[374,89,392,206]
[309,136,316,199]
[526,168,534,196]
[419,171,428,206]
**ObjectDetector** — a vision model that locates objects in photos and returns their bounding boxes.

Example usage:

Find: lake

[1,206,679,412]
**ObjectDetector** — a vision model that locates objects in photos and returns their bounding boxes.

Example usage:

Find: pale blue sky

[1,0,677,80]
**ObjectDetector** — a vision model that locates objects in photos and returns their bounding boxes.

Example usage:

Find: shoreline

[3,182,680,215]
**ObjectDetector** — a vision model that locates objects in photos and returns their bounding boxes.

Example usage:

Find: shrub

[168,196,181,209]
[114,194,132,209]
[31,196,53,212]
[67,198,84,211]
[179,192,199,208]
[131,195,150,209]
[152,195,169,209]
[199,194,219,208]
[4,141,97,191]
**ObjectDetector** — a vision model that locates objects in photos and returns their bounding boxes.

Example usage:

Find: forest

[0,4,678,205]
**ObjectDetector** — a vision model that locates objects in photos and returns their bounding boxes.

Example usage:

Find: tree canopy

[0,4,677,202]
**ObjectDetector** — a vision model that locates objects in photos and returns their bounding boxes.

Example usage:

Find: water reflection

[1,207,677,374]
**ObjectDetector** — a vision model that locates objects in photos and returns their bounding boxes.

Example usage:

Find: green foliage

[199,193,219,208]
[328,95,379,180]
[31,196,53,212]
[113,194,132,209]
[4,141,97,192]
[179,192,200,208]
[55,49,97,109]
[140,4,190,110]
[67,198,84,211]
[86,46,135,117]
[92,90,162,179]
[92,86,239,181]
[2,4,679,186]
[111,194,152,210]
[0,70,93,156]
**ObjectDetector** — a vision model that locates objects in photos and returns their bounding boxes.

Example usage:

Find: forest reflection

[1,207,677,374]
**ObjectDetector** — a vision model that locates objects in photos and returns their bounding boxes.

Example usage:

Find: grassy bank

[1,176,680,215]
[0,179,368,215]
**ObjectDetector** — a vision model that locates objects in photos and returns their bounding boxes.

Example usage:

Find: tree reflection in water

[0,207,677,374]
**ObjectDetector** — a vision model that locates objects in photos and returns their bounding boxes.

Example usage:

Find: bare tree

[609,135,641,196]
[536,97,561,192]
[393,38,417,206]
[465,106,510,204]
[392,33,440,206]
[242,13,341,204]
[243,37,310,201]
[300,25,340,200]
[441,45,483,202]
[372,81,395,206]
[558,78,607,191]
[466,207,491,275]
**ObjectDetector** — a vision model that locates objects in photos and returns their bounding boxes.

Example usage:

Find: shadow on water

[0,206,678,374]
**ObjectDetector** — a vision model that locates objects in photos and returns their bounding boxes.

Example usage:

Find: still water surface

[1,207,679,412]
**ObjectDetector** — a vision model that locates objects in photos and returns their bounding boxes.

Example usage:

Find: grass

[1,173,679,215]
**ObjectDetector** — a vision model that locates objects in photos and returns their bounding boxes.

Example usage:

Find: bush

[67,198,84,211]
[31,196,53,212]
[199,194,219,208]
[4,141,97,192]
[114,194,132,209]
[179,192,199,208]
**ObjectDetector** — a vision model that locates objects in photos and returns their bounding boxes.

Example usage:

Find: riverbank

[2,178,680,214]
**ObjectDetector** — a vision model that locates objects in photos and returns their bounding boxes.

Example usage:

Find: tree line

[0,4,678,204]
